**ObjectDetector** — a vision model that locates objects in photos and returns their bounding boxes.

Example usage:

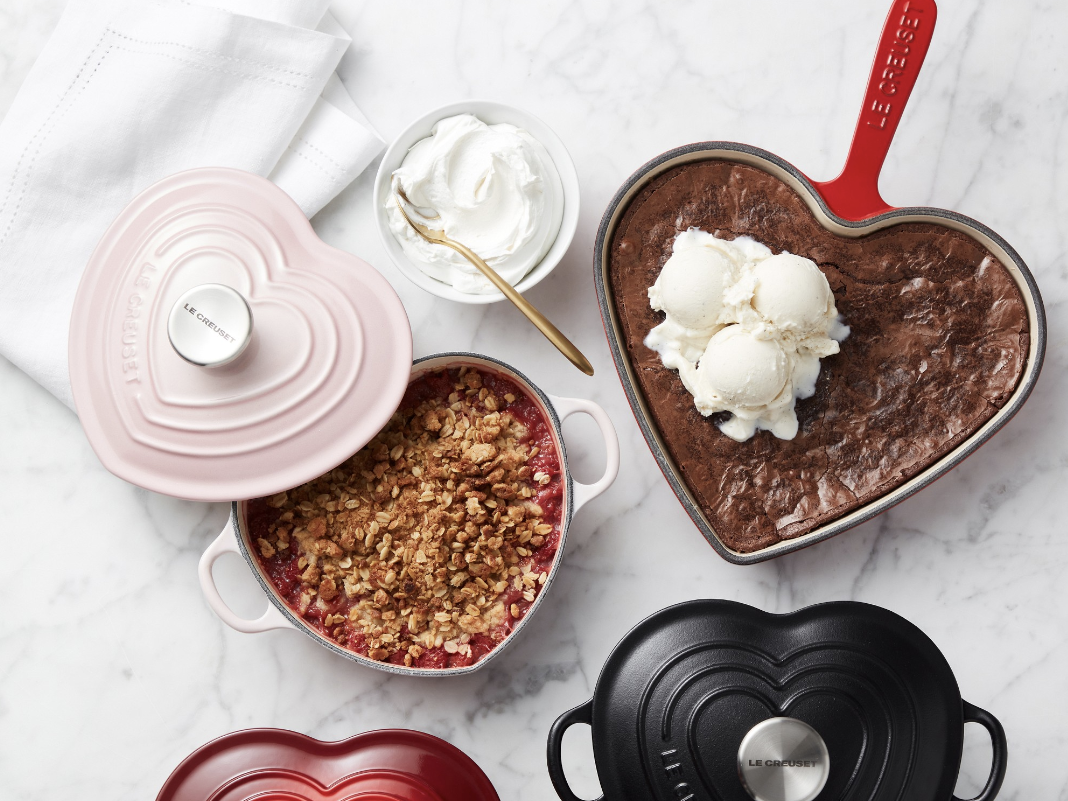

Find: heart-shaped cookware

[156,728,500,801]
[593,0,1045,562]
[547,600,1007,801]
[70,168,412,502]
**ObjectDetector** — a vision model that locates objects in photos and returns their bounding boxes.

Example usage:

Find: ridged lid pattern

[155,728,500,801]
[586,601,967,801]
[69,168,413,502]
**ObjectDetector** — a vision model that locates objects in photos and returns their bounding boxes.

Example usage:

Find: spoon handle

[445,239,595,376]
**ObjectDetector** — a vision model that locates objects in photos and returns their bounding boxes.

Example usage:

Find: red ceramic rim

[156,728,500,801]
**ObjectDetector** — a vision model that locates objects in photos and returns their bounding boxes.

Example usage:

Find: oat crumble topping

[249,366,562,668]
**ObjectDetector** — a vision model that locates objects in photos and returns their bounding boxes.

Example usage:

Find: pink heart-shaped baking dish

[70,168,412,502]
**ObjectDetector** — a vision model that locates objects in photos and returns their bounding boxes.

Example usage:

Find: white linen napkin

[0,0,384,409]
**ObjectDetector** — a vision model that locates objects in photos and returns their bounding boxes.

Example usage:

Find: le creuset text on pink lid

[69,167,413,502]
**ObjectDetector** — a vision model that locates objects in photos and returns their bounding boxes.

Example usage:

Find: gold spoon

[394,194,594,376]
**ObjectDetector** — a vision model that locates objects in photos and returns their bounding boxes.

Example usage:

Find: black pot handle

[952,701,1008,801]
[547,699,602,801]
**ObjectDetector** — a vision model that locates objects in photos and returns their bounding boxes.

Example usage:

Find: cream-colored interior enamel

[600,149,1042,560]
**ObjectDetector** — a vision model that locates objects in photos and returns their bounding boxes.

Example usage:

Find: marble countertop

[2,1,1066,798]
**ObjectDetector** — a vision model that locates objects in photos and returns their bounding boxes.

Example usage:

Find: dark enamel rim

[593,141,1047,565]
[547,599,1008,801]
[229,352,576,676]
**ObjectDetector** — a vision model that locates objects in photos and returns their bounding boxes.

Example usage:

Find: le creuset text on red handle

[813,0,937,221]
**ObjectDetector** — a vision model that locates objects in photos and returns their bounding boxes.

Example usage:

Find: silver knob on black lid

[737,717,830,801]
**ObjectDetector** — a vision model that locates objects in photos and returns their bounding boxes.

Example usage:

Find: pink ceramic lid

[69,168,413,502]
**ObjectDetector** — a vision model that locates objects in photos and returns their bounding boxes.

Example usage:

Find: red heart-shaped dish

[594,0,1045,562]
[156,728,500,801]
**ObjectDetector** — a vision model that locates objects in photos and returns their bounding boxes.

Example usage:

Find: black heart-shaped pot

[547,600,1006,801]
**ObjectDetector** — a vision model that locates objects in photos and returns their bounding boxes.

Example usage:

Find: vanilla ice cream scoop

[656,246,734,331]
[645,228,848,442]
[753,253,834,332]
[646,229,768,364]
[696,326,788,406]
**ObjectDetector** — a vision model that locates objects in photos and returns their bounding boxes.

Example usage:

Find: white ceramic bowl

[373,101,580,304]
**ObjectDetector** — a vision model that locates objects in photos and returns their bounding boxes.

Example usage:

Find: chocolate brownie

[608,160,1029,553]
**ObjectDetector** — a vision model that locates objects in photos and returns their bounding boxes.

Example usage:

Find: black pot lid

[548,600,1006,801]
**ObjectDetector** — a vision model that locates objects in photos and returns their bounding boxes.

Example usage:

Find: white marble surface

[2,1,1066,798]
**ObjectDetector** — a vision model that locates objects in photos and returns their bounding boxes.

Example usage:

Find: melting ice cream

[645,229,848,441]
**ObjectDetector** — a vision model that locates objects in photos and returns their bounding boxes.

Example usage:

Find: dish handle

[548,395,620,515]
[952,701,1007,801]
[198,514,295,634]
[546,699,602,801]
[812,0,938,221]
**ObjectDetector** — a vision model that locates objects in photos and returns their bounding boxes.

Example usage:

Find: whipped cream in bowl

[374,102,580,304]
[387,115,563,293]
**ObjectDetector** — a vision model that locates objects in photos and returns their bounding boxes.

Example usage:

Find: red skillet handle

[813,0,938,221]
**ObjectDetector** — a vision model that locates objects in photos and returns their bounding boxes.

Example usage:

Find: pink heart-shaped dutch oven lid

[70,168,413,502]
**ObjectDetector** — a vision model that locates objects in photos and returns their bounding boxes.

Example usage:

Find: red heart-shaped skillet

[594,0,1045,563]
[156,728,500,801]
[69,168,412,502]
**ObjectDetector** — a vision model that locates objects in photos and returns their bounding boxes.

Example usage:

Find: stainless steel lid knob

[167,283,253,367]
[737,717,830,801]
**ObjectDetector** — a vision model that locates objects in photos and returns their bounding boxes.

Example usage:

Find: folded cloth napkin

[0,0,383,409]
